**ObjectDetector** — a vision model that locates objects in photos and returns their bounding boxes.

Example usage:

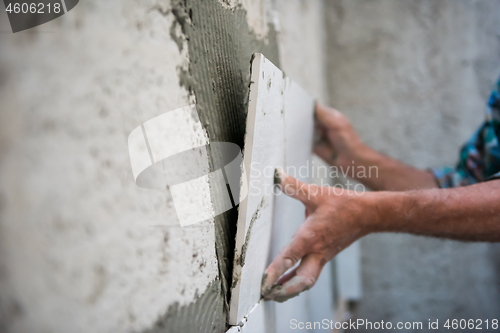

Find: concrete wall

[0,1,222,332]
[1,0,500,332]
[324,0,500,329]
[0,0,326,332]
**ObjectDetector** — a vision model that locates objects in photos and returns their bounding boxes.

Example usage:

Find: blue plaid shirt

[432,77,500,188]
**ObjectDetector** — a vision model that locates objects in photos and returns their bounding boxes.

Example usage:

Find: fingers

[275,168,319,209]
[261,234,311,297]
[315,102,344,129]
[313,121,329,146]
[276,267,297,285]
[314,141,337,164]
[263,253,325,303]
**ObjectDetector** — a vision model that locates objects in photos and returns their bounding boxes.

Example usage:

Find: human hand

[261,168,376,302]
[314,103,366,169]
[313,103,438,191]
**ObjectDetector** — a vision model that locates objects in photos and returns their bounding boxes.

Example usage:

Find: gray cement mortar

[150,0,281,332]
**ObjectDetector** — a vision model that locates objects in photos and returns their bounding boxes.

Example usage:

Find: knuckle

[285,245,307,262]
[280,257,296,270]
[319,257,328,267]
[306,185,320,201]
[280,248,301,267]
[311,241,327,254]
[310,231,329,250]
[296,225,316,240]
[282,252,299,265]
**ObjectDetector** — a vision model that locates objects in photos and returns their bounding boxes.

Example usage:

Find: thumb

[275,168,319,209]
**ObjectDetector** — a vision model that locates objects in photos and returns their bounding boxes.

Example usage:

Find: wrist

[360,190,414,233]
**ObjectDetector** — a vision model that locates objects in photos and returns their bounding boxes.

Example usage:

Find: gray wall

[324,0,500,330]
[1,0,500,332]
[0,0,327,332]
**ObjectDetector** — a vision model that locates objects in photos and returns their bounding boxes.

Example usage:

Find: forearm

[369,180,500,242]
[349,144,438,191]
[262,170,500,302]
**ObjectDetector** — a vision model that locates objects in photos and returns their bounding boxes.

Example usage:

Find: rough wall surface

[2,0,499,332]
[166,1,279,331]
[324,0,500,329]
[0,0,283,332]
[0,1,223,332]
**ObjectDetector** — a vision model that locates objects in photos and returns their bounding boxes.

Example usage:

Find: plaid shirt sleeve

[431,77,500,188]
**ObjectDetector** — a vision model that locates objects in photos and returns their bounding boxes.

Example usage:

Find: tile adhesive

[145,0,280,332]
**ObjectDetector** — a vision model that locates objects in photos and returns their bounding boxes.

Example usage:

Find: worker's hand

[261,168,375,302]
[314,103,366,169]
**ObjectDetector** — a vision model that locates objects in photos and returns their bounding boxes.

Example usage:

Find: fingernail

[272,291,301,303]
[263,284,284,301]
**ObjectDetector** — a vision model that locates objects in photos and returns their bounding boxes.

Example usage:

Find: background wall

[0,0,327,332]
[0,1,224,332]
[324,0,500,330]
[1,0,499,332]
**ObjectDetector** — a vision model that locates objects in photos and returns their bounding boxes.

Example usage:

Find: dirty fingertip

[313,102,319,120]
[264,284,301,303]
[267,284,311,303]
[261,273,270,295]
[261,273,268,285]
[261,273,276,297]
[273,168,281,185]
[264,284,284,300]
[274,167,285,185]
